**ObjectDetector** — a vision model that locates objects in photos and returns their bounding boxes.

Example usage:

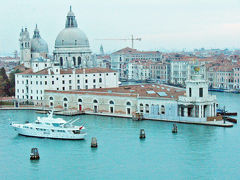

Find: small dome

[31,38,48,53]
[55,28,89,48]
[31,25,48,53]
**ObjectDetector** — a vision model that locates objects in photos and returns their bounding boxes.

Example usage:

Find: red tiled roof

[46,84,185,100]
[0,96,16,101]
[17,68,117,75]
[112,47,161,55]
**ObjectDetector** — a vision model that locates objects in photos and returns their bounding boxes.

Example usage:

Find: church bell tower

[19,27,31,67]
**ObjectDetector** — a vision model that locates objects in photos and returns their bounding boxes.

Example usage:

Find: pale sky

[1,0,240,55]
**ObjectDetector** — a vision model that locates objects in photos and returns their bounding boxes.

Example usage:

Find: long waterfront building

[44,67,218,123]
[15,67,118,106]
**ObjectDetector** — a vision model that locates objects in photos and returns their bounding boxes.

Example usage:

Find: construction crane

[95,35,141,49]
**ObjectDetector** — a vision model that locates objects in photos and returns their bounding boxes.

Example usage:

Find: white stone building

[170,59,207,86]
[44,66,218,123]
[15,67,118,105]
[110,47,162,79]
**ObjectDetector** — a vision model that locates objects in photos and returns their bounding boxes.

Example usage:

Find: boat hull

[12,125,86,140]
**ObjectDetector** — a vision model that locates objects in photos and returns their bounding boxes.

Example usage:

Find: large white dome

[54,7,89,49]
[55,27,89,48]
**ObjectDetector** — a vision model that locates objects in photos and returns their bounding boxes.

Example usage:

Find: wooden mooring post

[91,137,98,148]
[30,148,40,160]
[139,129,146,139]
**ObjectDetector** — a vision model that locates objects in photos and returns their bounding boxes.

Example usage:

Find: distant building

[100,45,104,55]
[110,47,162,79]
[19,25,49,68]
[233,67,240,89]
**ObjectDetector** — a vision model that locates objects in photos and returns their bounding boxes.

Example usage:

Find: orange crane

[95,35,141,49]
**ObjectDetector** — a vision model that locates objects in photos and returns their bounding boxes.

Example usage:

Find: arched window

[93,99,98,103]
[78,57,81,66]
[49,97,53,100]
[73,57,76,66]
[60,57,63,66]
[78,98,82,103]
[63,97,68,101]
[109,100,114,105]
[99,78,102,83]
[126,101,131,106]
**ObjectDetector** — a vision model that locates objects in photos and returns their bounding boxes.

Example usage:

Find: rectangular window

[45,81,47,85]
[93,85,96,89]
[63,87,65,90]
[199,88,203,97]
[69,80,71,84]
[189,88,192,97]
[77,80,80,83]
[85,85,88,89]
[110,107,114,113]
[85,80,88,83]
[127,108,131,115]
[69,86,72,90]
[52,81,54,85]
[62,80,65,84]
[77,85,80,89]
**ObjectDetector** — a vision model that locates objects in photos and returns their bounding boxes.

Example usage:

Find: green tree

[9,69,21,96]
[0,68,10,96]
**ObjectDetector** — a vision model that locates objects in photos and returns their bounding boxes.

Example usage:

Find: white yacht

[11,111,86,140]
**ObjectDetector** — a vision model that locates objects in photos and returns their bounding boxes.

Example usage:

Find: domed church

[19,25,49,68]
[53,6,92,68]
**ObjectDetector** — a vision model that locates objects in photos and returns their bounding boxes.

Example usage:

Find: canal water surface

[0,92,239,180]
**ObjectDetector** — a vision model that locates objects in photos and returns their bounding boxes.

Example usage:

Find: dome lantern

[65,6,78,28]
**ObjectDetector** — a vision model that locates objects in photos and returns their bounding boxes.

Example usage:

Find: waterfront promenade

[0,105,233,127]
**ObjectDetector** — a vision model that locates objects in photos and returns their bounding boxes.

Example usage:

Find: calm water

[0,92,240,180]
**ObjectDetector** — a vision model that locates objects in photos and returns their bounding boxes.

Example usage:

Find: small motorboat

[11,111,86,140]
